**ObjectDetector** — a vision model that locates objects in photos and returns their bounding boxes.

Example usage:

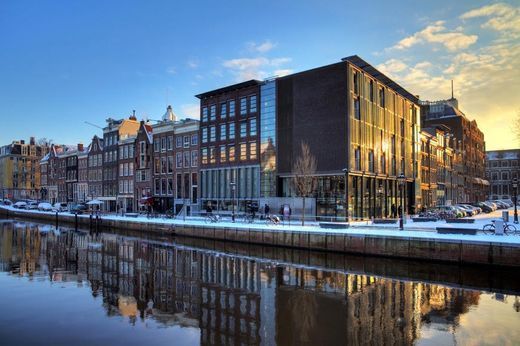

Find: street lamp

[513,178,518,224]
[377,185,384,218]
[230,181,236,222]
[342,168,349,223]
[398,173,406,230]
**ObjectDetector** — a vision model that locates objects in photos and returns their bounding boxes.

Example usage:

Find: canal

[0,218,519,345]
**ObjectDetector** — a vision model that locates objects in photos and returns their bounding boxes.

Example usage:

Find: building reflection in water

[0,221,510,345]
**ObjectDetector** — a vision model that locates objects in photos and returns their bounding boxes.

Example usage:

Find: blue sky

[0,0,518,149]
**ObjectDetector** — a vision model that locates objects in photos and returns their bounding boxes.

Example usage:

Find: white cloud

[180,103,200,119]
[392,21,478,51]
[460,3,520,38]
[166,67,176,75]
[223,57,292,81]
[273,69,293,77]
[247,40,277,53]
[187,59,198,69]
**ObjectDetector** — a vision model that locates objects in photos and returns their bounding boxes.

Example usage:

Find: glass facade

[260,80,276,197]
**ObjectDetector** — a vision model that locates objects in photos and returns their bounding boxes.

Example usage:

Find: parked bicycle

[482,220,518,235]
[204,214,220,224]
[265,214,281,225]
[241,213,255,224]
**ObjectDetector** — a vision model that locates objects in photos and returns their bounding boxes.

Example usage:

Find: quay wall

[2,207,520,267]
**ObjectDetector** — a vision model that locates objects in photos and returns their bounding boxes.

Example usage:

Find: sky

[0,0,518,150]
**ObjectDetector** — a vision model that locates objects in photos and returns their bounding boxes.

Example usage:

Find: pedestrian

[391,204,396,218]
[264,203,270,217]
[206,202,213,215]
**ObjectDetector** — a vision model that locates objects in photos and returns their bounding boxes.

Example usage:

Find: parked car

[38,202,53,211]
[452,205,471,217]
[13,201,28,209]
[457,204,478,216]
[484,201,497,211]
[500,199,514,208]
[471,202,492,213]
[53,202,68,212]
[26,201,39,210]
[435,206,464,218]
[70,203,88,214]
[492,200,508,209]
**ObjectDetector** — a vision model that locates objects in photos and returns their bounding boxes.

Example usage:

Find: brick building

[135,121,153,211]
[87,136,104,202]
[486,149,520,200]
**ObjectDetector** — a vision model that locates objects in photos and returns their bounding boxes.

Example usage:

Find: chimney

[78,143,84,151]
[30,137,35,145]
[20,140,25,144]
[129,110,137,121]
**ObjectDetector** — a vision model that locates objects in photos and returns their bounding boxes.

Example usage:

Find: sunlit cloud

[392,20,478,51]
[223,56,292,81]
[460,3,520,37]
[247,40,277,53]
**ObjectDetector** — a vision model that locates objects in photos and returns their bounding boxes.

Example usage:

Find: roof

[195,80,262,99]
[342,55,419,104]
[486,149,520,160]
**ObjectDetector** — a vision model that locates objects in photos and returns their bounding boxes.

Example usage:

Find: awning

[139,197,154,205]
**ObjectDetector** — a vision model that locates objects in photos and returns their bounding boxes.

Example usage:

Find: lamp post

[513,178,518,224]
[377,185,383,218]
[398,173,405,230]
[230,181,236,223]
[342,168,349,223]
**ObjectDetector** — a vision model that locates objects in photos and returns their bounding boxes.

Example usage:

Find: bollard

[495,219,504,235]
[502,211,509,223]
[55,211,59,227]
[89,214,93,230]
[74,213,78,230]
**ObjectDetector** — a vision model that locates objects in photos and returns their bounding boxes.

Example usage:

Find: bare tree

[37,137,53,146]
[292,142,317,226]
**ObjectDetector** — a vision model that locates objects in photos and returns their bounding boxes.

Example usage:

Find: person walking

[264,203,270,218]
[391,204,397,218]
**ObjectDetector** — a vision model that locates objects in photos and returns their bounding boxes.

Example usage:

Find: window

[370,80,374,102]
[168,156,173,173]
[240,122,247,138]
[201,107,208,122]
[379,87,385,108]
[154,178,160,195]
[191,134,198,146]
[381,153,386,174]
[502,172,509,180]
[167,178,173,195]
[249,142,257,160]
[129,145,134,158]
[220,102,227,119]
[161,137,166,151]
[249,118,257,136]
[201,148,208,165]
[355,147,361,170]
[176,136,183,148]
[368,150,374,172]
[353,71,359,94]
[210,126,216,142]
[129,162,134,176]
[229,123,235,140]
[167,136,173,150]
[176,152,183,168]
[354,97,360,120]
[210,105,216,121]
[240,97,247,116]
[229,100,235,117]
[184,151,190,167]
[191,150,198,167]
[154,140,160,152]
[229,145,235,162]
[154,158,160,174]
[202,127,208,143]
[240,143,247,161]
[220,145,227,163]
[184,135,190,148]
[400,119,405,137]
[176,173,182,198]
[209,147,216,164]
[220,124,227,141]
[249,94,257,113]
[161,157,167,174]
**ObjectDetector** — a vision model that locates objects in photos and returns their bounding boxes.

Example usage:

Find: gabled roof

[342,55,419,104]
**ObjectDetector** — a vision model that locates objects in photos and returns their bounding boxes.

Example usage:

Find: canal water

[0,219,519,346]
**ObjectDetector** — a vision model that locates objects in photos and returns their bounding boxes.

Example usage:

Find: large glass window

[201,148,208,164]
[202,127,208,143]
[201,107,208,122]
[240,122,247,138]
[250,142,257,160]
[210,105,216,121]
[191,150,198,167]
[229,123,235,140]
[249,118,257,136]
[229,100,235,117]
[354,97,360,120]
[210,126,216,142]
[184,151,190,167]
[220,145,227,163]
[240,97,247,116]
[229,145,235,162]
[191,134,198,146]
[220,124,227,141]
[249,94,257,113]
[240,143,247,161]
[220,102,227,119]
[176,152,182,168]
[209,147,216,164]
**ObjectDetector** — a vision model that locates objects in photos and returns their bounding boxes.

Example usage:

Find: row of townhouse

[34,54,489,219]
[40,108,199,214]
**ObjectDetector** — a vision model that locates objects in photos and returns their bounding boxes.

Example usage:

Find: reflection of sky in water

[0,273,200,346]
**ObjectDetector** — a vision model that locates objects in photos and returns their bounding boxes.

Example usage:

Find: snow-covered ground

[2,205,520,245]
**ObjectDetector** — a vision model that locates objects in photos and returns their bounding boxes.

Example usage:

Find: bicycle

[204,214,220,224]
[482,220,518,235]
[241,213,255,224]
[265,214,281,225]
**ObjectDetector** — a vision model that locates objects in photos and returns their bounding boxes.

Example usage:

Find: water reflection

[0,219,519,345]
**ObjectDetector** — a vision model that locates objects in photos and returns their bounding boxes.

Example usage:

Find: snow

[2,205,520,245]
